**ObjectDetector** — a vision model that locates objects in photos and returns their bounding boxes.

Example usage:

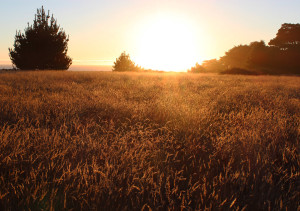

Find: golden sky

[1,0,299,71]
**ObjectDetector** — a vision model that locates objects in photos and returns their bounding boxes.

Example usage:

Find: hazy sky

[1,0,300,70]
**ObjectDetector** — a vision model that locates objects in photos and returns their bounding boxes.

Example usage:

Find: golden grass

[0,71,299,210]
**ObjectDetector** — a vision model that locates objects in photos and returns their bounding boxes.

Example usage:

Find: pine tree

[9,6,72,70]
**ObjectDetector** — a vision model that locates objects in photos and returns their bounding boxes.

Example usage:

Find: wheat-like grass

[0,71,299,210]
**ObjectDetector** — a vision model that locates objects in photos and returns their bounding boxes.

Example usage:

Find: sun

[133,13,204,72]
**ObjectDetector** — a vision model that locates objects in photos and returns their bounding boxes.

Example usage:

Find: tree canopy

[220,45,252,69]
[202,59,224,72]
[269,23,300,50]
[9,6,72,70]
[187,62,205,73]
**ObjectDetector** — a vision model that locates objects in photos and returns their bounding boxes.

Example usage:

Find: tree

[268,23,300,74]
[187,63,206,73]
[248,41,270,67]
[218,23,300,75]
[220,41,277,72]
[202,59,225,72]
[269,23,300,50]
[9,6,72,70]
[247,41,280,72]
[220,44,252,69]
[112,52,138,72]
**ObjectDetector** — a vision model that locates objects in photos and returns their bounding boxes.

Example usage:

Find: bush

[112,52,139,72]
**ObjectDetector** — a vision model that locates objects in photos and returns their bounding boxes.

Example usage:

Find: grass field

[0,71,299,210]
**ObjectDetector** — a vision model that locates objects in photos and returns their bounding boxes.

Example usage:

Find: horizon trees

[202,59,225,72]
[220,44,252,70]
[269,24,300,74]
[187,62,205,73]
[7,8,300,75]
[218,23,300,74]
[112,52,141,72]
[9,6,72,70]
[188,59,225,73]
[269,23,300,50]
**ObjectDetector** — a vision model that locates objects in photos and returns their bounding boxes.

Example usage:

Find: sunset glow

[1,1,300,71]
[133,13,204,71]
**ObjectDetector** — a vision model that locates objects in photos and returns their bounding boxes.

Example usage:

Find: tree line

[8,6,300,75]
[188,23,300,75]
[114,23,300,75]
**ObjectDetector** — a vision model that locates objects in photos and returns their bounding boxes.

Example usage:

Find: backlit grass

[0,71,299,210]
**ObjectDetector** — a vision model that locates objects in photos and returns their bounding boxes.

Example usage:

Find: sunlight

[73,59,113,66]
[133,13,205,72]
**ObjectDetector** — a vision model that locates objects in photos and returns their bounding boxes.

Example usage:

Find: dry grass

[0,71,299,210]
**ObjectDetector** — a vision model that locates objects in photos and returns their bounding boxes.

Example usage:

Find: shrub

[112,52,139,72]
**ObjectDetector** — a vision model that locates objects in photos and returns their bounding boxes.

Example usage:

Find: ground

[0,71,299,210]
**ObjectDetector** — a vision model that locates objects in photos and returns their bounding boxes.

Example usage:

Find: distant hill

[70,65,112,71]
[0,64,14,70]
[0,64,113,71]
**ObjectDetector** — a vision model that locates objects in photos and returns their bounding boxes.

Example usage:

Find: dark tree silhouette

[269,23,300,50]
[211,23,300,75]
[220,45,252,69]
[247,41,281,73]
[268,24,300,74]
[112,52,138,72]
[9,6,72,70]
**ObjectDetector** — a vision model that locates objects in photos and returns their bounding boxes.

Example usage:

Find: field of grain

[0,71,299,210]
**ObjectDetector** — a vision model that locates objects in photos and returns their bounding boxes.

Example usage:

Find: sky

[0,0,300,71]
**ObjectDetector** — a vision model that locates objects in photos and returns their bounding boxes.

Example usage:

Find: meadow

[0,71,299,210]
